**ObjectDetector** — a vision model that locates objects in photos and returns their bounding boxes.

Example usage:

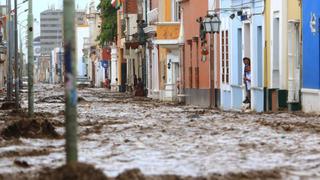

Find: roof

[40,9,63,15]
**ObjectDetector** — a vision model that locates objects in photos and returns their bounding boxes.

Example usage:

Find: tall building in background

[40,8,86,55]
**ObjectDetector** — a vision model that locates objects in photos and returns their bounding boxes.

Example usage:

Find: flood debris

[14,160,31,168]
[0,101,18,110]
[38,162,108,180]
[206,169,283,180]
[38,95,64,103]
[0,149,50,158]
[256,118,320,133]
[114,169,145,180]
[1,117,61,139]
[0,84,319,179]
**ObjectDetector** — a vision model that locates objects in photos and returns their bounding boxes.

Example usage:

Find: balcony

[154,22,181,45]
[156,22,180,40]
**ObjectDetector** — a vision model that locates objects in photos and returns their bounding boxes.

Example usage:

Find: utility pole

[14,0,20,108]
[6,0,13,101]
[19,28,23,89]
[63,0,78,163]
[27,0,34,117]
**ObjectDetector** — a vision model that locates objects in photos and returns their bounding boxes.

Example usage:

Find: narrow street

[0,84,320,179]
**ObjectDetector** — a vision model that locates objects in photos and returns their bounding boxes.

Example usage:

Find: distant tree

[97,0,117,46]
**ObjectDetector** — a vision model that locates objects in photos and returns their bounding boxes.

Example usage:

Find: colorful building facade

[181,0,211,107]
[224,0,265,112]
[153,0,182,101]
[107,0,320,114]
[268,0,301,111]
[301,0,320,113]
[219,0,232,110]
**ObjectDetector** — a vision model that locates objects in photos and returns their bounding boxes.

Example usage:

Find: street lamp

[202,14,221,34]
[197,12,221,108]
[137,19,147,45]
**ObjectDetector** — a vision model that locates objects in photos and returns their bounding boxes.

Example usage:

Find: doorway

[244,23,251,58]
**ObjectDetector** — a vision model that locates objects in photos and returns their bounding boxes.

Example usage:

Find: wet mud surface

[0,84,319,179]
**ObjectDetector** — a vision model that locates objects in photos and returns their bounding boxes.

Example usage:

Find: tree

[97,0,118,46]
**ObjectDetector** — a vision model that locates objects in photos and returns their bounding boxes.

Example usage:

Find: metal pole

[144,0,147,23]
[210,34,215,108]
[6,0,13,101]
[14,0,20,108]
[19,27,23,89]
[63,0,78,163]
[27,0,34,117]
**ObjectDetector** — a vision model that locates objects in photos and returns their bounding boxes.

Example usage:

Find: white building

[76,25,90,77]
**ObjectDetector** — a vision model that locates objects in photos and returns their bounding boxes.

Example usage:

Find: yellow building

[154,0,182,101]
[266,0,301,111]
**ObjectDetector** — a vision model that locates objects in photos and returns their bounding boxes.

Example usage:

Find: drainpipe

[263,0,269,112]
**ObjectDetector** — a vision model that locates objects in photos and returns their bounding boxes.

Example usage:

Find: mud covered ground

[0,84,320,179]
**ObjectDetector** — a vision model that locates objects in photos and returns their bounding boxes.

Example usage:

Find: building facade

[301,0,320,113]
[180,0,211,106]
[154,0,182,101]
[268,0,301,111]
[145,0,159,99]
[40,9,87,55]
[219,0,232,110]
[227,0,265,112]
[105,0,320,114]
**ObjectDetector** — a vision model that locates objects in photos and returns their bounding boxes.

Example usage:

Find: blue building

[301,0,320,113]
[220,0,265,112]
[219,0,232,110]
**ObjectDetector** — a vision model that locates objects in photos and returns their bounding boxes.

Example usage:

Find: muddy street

[0,84,320,179]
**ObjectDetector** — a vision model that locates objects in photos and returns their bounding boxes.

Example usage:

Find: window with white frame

[171,0,181,21]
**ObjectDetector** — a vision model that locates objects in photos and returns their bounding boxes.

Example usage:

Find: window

[172,1,181,21]
[221,30,230,84]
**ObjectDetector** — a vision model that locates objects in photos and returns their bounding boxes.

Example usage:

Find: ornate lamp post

[136,19,147,94]
[202,13,221,34]
[198,12,221,108]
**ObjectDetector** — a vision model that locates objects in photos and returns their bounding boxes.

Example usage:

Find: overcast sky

[0,0,99,48]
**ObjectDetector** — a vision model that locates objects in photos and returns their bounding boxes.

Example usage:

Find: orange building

[180,0,214,107]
